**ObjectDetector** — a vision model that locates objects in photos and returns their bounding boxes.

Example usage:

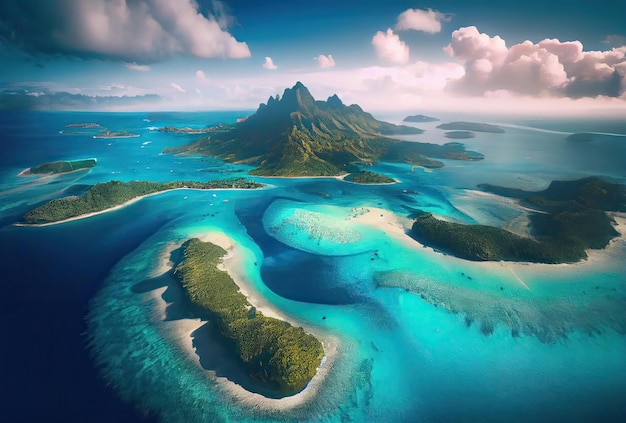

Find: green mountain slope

[164,82,483,176]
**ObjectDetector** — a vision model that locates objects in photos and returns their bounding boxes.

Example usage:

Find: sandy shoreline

[15,186,266,227]
[148,231,339,411]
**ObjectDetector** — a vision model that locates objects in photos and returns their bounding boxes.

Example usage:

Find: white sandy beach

[147,231,339,411]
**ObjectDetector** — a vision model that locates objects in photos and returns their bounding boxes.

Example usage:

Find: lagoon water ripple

[2,112,626,422]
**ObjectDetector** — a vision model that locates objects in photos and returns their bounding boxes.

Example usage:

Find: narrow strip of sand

[148,231,339,411]
[15,186,265,227]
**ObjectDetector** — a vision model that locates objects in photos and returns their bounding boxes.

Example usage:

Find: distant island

[175,238,324,395]
[23,158,97,176]
[158,126,214,135]
[444,131,475,139]
[163,82,483,176]
[403,114,439,123]
[566,132,594,142]
[60,123,106,135]
[93,129,140,139]
[344,170,396,184]
[65,123,102,129]
[437,121,505,133]
[411,177,625,263]
[22,178,263,224]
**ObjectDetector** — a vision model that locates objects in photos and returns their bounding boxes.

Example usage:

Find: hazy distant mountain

[403,114,440,123]
[164,82,483,176]
[437,121,505,133]
[0,89,161,111]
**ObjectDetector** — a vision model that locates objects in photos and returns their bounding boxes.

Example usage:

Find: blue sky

[1,0,625,115]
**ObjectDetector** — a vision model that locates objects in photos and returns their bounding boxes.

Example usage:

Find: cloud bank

[444,26,626,99]
[395,8,451,34]
[372,29,409,64]
[0,0,250,63]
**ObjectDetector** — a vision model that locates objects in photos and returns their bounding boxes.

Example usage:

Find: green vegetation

[175,238,324,395]
[92,129,139,138]
[23,178,263,224]
[411,213,586,263]
[411,177,625,263]
[163,82,483,176]
[437,121,505,133]
[29,159,97,175]
[403,114,439,123]
[344,171,395,184]
[158,126,213,134]
[444,130,475,139]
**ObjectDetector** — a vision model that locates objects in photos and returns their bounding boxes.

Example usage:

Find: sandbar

[148,231,339,411]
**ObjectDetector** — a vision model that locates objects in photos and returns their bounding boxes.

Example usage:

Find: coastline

[149,231,339,411]
[15,186,267,227]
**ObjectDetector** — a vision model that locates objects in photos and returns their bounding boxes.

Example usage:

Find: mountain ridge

[164,82,484,176]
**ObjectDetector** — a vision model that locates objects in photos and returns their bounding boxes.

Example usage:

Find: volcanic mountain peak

[163,82,484,176]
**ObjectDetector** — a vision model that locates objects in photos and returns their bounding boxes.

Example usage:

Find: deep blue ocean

[1,111,625,423]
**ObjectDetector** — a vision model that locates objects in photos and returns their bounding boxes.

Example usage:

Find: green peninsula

[158,126,213,134]
[27,158,97,175]
[163,82,483,176]
[437,121,505,133]
[175,238,324,395]
[23,178,263,224]
[411,177,625,263]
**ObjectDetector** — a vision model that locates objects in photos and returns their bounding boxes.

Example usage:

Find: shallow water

[1,111,625,422]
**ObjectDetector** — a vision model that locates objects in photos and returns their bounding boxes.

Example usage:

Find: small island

[410,177,625,263]
[175,238,324,395]
[22,178,263,224]
[437,121,505,133]
[60,123,107,135]
[403,114,439,123]
[24,158,97,175]
[158,126,214,135]
[444,130,475,139]
[343,170,396,184]
[93,129,140,139]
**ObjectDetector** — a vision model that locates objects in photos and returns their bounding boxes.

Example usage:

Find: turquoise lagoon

[1,111,625,422]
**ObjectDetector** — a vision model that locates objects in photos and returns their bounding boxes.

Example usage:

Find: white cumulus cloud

[395,8,451,34]
[263,57,278,70]
[372,29,409,64]
[0,0,250,63]
[315,54,336,69]
[444,26,626,98]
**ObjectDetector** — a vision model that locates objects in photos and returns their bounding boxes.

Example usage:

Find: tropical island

[403,114,440,123]
[22,178,263,224]
[65,123,103,129]
[22,158,97,175]
[92,129,140,139]
[444,130,475,139]
[163,82,484,176]
[437,121,505,133]
[343,170,396,184]
[175,238,324,395]
[158,126,214,135]
[410,177,625,263]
